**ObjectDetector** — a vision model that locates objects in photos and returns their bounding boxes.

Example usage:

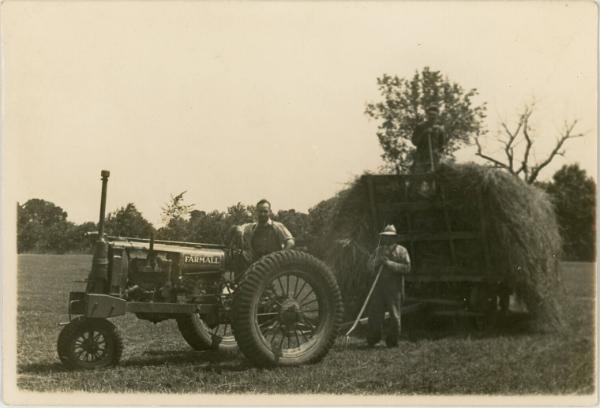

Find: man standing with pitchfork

[365,225,411,348]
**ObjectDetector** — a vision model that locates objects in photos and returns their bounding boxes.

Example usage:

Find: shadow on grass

[409,312,538,340]
[18,362,71,375]
[121,349,252,372]
[343,311,538,346]
[18,350,253,375]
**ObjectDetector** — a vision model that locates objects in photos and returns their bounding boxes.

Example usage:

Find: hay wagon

[362,172,512,325]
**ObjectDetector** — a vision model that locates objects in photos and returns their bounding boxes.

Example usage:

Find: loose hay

[310,163,565,331]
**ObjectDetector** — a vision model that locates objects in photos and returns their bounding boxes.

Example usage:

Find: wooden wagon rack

[362,173,507,319]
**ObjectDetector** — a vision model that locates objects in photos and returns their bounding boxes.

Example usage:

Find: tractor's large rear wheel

[232,250,343,367]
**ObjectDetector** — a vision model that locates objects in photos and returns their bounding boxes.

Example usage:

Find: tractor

[57,170,343,368]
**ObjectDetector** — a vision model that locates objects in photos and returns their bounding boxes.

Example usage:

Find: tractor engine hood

[111,240,226,272]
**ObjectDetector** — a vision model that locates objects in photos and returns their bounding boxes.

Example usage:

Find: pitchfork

[342,264,383,345]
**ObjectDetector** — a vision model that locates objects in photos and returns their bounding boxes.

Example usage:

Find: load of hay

[309,163,565,331]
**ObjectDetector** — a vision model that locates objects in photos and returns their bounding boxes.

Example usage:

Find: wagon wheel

[232,250,343,367]
[176,281,238,353]
[57,317,123,369]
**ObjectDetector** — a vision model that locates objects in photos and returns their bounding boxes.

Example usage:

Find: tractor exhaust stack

[86,170,111,293]
[97,170,110,237]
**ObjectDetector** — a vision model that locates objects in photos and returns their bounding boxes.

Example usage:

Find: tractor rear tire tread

[232,250,343,367]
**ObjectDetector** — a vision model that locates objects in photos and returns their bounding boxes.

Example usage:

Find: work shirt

[367,244,411,276]
[240,219,294,261]
[411,122,445,173]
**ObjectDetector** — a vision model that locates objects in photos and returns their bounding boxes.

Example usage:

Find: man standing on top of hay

[411,104,446,174]
[366,225,411,348]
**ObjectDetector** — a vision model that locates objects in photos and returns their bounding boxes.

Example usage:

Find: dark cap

[426,104,440,113]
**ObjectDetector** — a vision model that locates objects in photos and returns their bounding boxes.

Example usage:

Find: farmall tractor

[57,170,343,368]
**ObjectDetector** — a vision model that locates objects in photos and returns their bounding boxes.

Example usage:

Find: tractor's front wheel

[232,250,343,367]
[57,317,123,369]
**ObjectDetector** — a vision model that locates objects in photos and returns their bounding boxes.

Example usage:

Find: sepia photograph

[1,1,597,405]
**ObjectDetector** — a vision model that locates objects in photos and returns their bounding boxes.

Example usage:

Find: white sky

[3,1,597,226]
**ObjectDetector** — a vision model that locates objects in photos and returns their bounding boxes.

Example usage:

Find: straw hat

[379,224,397,236]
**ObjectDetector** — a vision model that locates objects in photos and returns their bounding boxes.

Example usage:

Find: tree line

[17,162,594,261]
[17,198,316,254]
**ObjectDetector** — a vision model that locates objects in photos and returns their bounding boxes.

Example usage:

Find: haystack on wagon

[363,172,504,325]
[320,163,564,331]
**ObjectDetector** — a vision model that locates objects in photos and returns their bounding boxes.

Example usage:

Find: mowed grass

[16,255,595,394]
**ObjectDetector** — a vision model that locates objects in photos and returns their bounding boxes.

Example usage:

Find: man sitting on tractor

[366,225,411,348]
[240,199,295,263]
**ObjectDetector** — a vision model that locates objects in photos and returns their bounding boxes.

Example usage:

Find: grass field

[16,254,595,394]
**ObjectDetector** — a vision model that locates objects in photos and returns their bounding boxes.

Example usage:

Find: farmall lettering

[179,248,225,273]
[184,254,220,265]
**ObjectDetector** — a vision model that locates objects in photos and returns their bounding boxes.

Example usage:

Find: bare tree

[475,104,584,184]
[161,191,194,225]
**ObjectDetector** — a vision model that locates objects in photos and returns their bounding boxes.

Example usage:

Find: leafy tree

[226,202,253,226]
[476,103,583,184]
[156,218,189,241]
[188,209,227,244]
[66,221,98,252]
[74,221,98,237]
[17,199,71,252]
[17,198,101,253]
[274,209,309,247]
[186,204,252,244]
[158,191,195,241]
[105,203,154,238]
[365,67,487,173]
[544,164,595,261]
[305,196,340,257]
